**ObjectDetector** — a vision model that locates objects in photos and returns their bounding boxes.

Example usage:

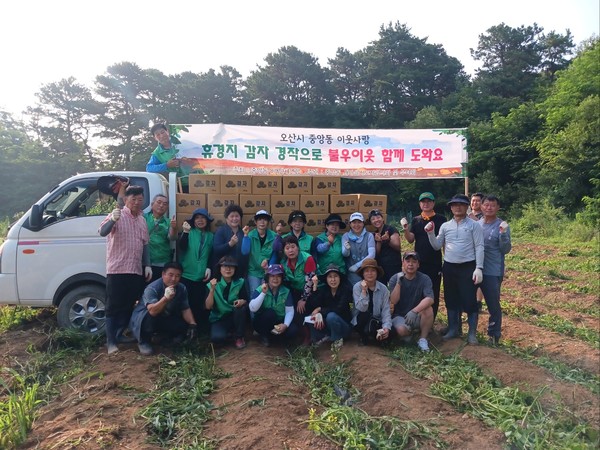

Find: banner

[172,123,467,179]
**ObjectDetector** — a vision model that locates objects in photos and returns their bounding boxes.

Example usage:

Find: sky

[1,0,598,118]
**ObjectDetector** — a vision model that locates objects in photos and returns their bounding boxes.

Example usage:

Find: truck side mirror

[29,204,42,231]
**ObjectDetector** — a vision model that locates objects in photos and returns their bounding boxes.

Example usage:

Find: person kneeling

[129,262,197,356]
[389,251,434,352]
[249,264,298,347]
[352,258,392,345]
[205,256,249,349]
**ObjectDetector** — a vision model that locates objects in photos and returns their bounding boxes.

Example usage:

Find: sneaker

[107,343,119,355]
[260,336,270,347]
[314,336,331,347]
[331,338,344,351]
[417,338,430,352]
[138,342,154,356]
[235,337,246,349]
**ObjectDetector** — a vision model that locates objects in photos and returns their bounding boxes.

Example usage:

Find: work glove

[499,221,509,233]
[472,268,483,285]
[186,324,197,340]
[404,310,419,328]
[144,266,153,281]
[204,268,211,280]
[344,241,351,250]
[182,221,191,233]
[110,208,121,222]
[424,221,434,233]
[164,286,176,300]
[313,312,324,329]
[400,217,408,229]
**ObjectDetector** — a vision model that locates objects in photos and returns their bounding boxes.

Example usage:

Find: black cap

[447,194,470,206]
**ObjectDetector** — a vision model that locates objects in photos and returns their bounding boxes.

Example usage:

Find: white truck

[0,171,177,334]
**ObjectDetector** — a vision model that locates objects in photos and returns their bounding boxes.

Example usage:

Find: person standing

[314,213,347,276]
[273,210,316,260]
[479,195,512,345]
[342,212,376,286]
[178,208,214,331]
[213,204,248,277]
[241,210,277,296]
[368,209,402,285]
[129,262,197,356]
[425,194,484,345]
[468,192,484,220]
[99,185,151,355]
[145,194,177,282]
[402,192,446,319]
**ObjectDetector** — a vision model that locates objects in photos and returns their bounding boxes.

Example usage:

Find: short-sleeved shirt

[101,206,149,275]
[389,272,434,317]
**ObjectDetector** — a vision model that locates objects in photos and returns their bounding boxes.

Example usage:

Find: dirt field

[1,243,598,449]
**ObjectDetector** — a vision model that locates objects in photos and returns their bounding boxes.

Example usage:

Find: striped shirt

[101,207,149,275]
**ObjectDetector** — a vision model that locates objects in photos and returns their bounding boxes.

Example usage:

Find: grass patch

[0,306,41,333]
[138,351,227,449]
[279,347,445,449]
[390,347,598,449]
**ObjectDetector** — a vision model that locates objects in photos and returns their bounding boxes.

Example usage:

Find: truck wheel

[57,285,106,335]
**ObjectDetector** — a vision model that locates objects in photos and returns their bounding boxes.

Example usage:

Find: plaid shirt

[101,207,149,275]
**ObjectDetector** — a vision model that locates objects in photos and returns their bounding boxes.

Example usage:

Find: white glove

[344,241,351,250]
[499,221,509,233]
[424,221,434,233]
[164,286,176,300]
[472,268,483,285]
[110,208,121,222]
[144,266,153,281]
[314,312,324,327]
[400,217,408,228]
[182,221,191,233]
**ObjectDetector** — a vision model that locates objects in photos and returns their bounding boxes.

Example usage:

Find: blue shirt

[478,218,512,276]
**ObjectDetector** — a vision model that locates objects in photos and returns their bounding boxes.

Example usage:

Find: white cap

[254,210,272,220]
[349,212,364,222]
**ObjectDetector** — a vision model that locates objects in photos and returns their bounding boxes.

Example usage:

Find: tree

[26,77,103,168]
[244,46,334,127]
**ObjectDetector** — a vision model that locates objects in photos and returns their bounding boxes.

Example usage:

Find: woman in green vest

[315,213,347,277]
[249,264,298,347]
[178,208,214,332]
[205,256,248,349]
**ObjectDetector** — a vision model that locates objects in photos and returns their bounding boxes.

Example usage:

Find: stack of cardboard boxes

[175,174,387,235]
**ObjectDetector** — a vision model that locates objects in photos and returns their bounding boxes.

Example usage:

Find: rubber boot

[467,312,479,345]
[105,317,119,354]
[442,310,460,340]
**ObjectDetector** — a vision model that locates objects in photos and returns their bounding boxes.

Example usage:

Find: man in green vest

[145,194,177,282]
[146,123,191,192]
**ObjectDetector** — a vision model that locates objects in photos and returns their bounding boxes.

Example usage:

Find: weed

[0,306,40,333]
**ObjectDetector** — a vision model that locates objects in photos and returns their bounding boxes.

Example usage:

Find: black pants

[180,277,208,332]
[354,311,382,342]
[140,313,187,343]
[252,309,299,341]
[442,261,478,314]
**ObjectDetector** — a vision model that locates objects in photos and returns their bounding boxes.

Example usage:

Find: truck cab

[0,171,173,334]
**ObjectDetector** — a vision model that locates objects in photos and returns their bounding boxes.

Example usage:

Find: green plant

[0,306,40,333]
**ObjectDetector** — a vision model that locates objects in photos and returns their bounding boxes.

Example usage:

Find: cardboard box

[220,175,252,194]
[312,177,341,194]
[239,195,270,212]
[252,176,282,195]
[188,174,221,194]
[304,214,329,233]
[175,193,206,214]
[271,214,289,233]
[300,195,329,214]
[330,194,360,213]
[206,194,239,216]
[271,195,300,214]
[282,176,312,195]
[358,194,387,213]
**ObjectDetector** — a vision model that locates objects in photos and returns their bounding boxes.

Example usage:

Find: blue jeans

[480,275,503,338]
[210,306,248,343]
[309,312,352,342]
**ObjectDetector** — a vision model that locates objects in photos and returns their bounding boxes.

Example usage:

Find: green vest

[247,228,277,277]
[144,212,171,265]
[151,143,189,186]
[207,278,245,323]
[255,285,290,320]
[282,251,312,291]
[316,232,346,275]
[180,229,213,281]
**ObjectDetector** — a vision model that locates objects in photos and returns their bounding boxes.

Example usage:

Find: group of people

[98,124,511,356]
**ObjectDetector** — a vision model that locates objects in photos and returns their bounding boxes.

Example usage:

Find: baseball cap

[254,210,272,221]
[418,192,435,201]
[447,194,470,206]
[287,210,306,224]
[324,213,346,229]
[266,264,284,276]
[349,212,364,222]
[403,251,420,261]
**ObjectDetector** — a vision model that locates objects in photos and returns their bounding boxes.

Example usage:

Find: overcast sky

[2,0,598,117]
